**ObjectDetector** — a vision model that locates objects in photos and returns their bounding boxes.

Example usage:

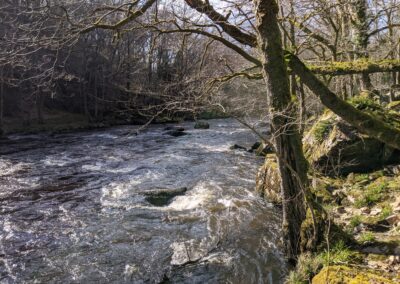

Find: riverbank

[286,167,400,283]
[1,109,228,136]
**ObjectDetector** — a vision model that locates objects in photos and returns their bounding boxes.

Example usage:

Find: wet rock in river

[164,126,185,132]
[144,187,188,206]
[165,130,188,137]
[229,144,247,151]
[194,121,210,129]
[248,142,262,153]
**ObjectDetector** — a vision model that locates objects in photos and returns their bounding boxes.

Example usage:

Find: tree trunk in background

[0,67,4,136]
[254,0,308,262]
[36,90,44,124]
[354,0,373,90]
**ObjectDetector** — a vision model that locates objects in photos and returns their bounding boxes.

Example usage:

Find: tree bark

[254,0,308,262]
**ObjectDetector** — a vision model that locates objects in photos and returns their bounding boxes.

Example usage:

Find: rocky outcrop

[303,95,400,175]
[255,154,281,204]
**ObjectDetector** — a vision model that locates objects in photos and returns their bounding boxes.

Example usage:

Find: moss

[388,100,400,110]
[312,265,397,284]
[300,206,326,252]
[312,178,335,204]
[349,94,380,111]
[308,58,400,76]
[353,173,369,183]
[312,119,333,143]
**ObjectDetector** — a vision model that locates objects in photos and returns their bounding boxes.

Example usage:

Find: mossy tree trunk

[353,0,373,90]
[288,53,400,150]
[254,0,309,262]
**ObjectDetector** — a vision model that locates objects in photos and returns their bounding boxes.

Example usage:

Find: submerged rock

[144,187,188,206]
[165,130,188,137]
[256,154,281,204]
[303,96,400,175]
[194,121,210,129]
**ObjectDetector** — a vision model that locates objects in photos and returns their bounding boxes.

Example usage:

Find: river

[0,119,286,283]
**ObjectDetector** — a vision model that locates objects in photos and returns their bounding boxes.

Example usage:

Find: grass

[380,204,393,220]
[312,120,333,142]
[354,180,387,208]
[359,232,376,244]
[350,215,362,228]
[286,253,324,284]
[286,241,358,284]
[321,240,356,266]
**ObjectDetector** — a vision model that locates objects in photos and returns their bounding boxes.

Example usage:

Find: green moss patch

[312,265,397,284]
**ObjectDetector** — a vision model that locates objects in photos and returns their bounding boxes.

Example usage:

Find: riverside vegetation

[257,92,400,283]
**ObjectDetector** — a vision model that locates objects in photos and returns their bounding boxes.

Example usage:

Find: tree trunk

[0,67,4,136]
[254,0,308,262]
[36,91,44,124]
[353,0,373,90]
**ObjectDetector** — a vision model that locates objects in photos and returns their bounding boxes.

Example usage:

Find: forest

[1,0,400,283]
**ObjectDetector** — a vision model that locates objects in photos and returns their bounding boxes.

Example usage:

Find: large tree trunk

[254,0,309,262]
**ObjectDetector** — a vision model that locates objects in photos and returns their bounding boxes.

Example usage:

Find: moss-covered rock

[303,96,400,175]
[312,265,397,283]
[255,154,281,204]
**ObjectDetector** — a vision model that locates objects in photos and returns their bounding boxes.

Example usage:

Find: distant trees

[0,0,233,131]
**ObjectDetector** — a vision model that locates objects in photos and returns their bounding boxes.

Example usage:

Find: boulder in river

[230,144,247,151]
[194,121,210,129]
[144,187,188,206]
[165,130,188,137]
[256,154,282,204]
[303,95,400,175]
[164,126,185,132]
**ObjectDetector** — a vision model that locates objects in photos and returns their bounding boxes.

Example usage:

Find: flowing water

[0,119,286,283]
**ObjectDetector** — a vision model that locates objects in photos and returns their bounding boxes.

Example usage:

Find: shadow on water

[0,119,287,283]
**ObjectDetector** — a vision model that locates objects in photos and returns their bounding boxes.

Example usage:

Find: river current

[0,119,286,283]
